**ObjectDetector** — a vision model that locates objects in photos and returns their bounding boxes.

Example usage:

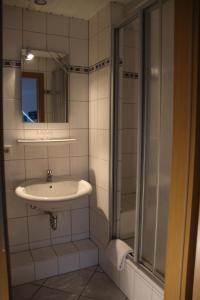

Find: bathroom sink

[15,177,92,212]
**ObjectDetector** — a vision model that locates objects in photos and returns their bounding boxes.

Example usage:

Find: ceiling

[3,0,133,20]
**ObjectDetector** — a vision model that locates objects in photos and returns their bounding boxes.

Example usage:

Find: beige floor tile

[79,297,96,300]
[96,266,104,273]
[13,283,40,300]
[43,267,96,295]
[32,287,78,300]
[83,272,126,300]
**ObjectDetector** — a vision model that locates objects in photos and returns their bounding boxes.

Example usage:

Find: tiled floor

[12,266,128,300]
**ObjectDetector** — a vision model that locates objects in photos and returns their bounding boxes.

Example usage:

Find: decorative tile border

[2,58,111,74]
[66,65,89,74]
[89,58,111,73]
[2,59,21,68]
[123,71,139,79]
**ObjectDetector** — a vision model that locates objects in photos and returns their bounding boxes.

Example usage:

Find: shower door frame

[111,0,168,286]
[112,0,200,297]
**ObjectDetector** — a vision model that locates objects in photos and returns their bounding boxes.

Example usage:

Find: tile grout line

[79,267,98,298]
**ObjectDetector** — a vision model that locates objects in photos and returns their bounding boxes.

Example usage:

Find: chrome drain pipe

[45,211,58,231]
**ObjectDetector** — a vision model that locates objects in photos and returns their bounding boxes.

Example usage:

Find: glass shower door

[139,0,174,280]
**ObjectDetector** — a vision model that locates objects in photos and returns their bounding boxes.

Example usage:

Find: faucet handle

[47,169,53,175]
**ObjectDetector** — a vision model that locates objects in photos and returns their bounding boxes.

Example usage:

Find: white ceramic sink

[15,177,92,212]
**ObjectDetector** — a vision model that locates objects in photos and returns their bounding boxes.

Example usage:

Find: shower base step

[10,239,98,286]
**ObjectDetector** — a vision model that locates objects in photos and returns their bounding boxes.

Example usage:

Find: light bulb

[26,52,34,61]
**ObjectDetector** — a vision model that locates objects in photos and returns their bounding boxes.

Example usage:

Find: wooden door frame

[164,0,200,299]
[0,3,11,300]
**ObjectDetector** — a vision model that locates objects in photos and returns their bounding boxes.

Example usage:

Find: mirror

[21,49,68,123]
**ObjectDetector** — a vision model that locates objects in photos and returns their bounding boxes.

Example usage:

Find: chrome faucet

[47,169,53,182]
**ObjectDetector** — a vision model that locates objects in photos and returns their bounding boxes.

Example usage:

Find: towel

[105,239,133,271]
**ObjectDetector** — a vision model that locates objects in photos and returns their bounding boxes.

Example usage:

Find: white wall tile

[99,249,120,286]
[89,14,98,38]
[47,34,69,53]
[23,9,46,33]
[72,207,89,235]
[4,130,24,161]
[28,214,50,243]
[10,244,29,253]
[90,209,110,247]
[74,239,98,268]
[3,100,23,130]
[10,251,35,286]
[70,129,88,157]
[70,73,89,101]
[4,160,25,189]
[51,235,71,245]
[69,101,88,129]
[89,101,98,129]
[69,196,89,210]
[70,18,88,39]
[47,144,69,158]
[98,5,111,31]
[50,210,71,241]
[23,31,46,50]
[89,35,98,65]
[25,145,48,159]
[98,67,110,99]
[70,156,88,179]
[72,232,89,241]
[3,5,22,30]
[23,56,39,72]
[122,177,136,195]
[30,239,51,250]
[70,38,88,66]
[3,29,22,59]
[90,185,109,219]
[24,129,47,140]
[97,100,110,130]
[53,243,79,274]
[122,154,137,178]
[48,157,70,176]
[6,189,27,218]
[31,247,58,280]
[94,130,109,161]
[122,129,137,154]
[23,123,48,131]
[8,217,28,246]
[3,68,20,100]
[25,158,48,179]
[123,78,138,103]
[97,28,111,61]
[47,14,69,36]
[89,72,98,101]
[96,158,109,190]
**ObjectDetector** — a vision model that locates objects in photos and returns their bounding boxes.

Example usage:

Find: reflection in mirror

[21,49,68,123]
[22,72,44,122]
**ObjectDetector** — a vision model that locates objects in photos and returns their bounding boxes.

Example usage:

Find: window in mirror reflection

[22,72,44,123]
[21,66,68,123]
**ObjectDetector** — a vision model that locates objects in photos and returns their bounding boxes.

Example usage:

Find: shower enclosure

[113,0,174,284]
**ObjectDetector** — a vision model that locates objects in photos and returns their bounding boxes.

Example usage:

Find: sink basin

[15,177,92,212]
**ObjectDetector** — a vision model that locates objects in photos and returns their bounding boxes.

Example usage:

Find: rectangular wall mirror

[21,49,68,123]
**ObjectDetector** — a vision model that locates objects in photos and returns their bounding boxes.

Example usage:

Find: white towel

[105,239,133,271]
